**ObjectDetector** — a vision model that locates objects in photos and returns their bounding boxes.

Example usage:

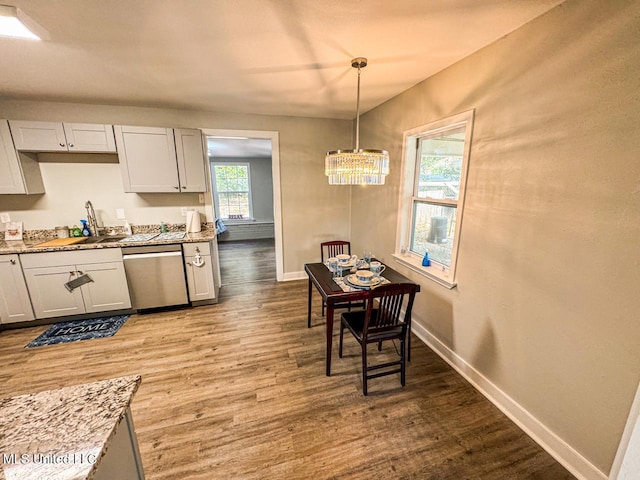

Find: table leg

[325,304,334,376]
[307,277,312,328]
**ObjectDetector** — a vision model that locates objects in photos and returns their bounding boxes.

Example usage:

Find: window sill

[222,218,255,225]
[391,253,457,290]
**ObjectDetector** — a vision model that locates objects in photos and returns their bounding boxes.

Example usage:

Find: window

[211,163,253,220]
[395,110,474,288]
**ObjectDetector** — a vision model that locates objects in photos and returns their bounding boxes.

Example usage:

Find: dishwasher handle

[123,251,183,260]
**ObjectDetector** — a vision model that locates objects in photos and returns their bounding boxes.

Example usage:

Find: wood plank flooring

[218,238,276,285]
[0,280,575,479]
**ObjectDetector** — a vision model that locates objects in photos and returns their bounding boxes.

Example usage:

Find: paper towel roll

[186,210,201,233]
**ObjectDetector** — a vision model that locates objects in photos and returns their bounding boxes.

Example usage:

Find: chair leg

[362,343,368,396]
[400,337,406,387]
[339,321,344,358]
[377,341,382,352]
[321,300,325,317]
[408,326,411,362]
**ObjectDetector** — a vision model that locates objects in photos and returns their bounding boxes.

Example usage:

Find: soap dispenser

[123,219,132,235]
[80,219,91,236]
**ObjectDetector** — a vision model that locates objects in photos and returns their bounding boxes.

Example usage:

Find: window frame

[393,110,474,289]
[211,162,254,221]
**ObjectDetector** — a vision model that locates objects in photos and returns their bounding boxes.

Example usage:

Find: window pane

[410,202,457,267]
[416,126,465,201]
[213,164,251,219]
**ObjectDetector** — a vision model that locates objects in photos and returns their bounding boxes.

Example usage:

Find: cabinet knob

[10,259,16,265]
[59,143,65,147]
[77,270,83,275]
[174,186,180,190]
[69,271,75,276]
[68,143,74,148]
[181,186,186,189]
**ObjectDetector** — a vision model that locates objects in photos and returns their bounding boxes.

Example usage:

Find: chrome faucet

[84,200,102,237]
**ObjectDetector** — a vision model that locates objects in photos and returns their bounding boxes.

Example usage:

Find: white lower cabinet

[183,242,220,304]
[21,249,131,320]
[0,255,35,324]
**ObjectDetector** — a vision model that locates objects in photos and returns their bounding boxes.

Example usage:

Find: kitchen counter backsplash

[0,222,214,241]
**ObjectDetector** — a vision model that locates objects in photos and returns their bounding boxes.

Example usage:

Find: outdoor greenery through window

[212,163,252,220]
[396,110,473,287]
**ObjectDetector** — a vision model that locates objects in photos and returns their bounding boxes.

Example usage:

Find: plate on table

[345,274,382,289]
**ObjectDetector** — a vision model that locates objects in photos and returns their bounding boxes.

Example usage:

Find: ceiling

[1,0,565,120]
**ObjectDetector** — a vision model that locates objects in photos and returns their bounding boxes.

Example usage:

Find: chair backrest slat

[363,283,418,337]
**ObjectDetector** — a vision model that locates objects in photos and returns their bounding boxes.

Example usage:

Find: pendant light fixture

[325,57,389,185]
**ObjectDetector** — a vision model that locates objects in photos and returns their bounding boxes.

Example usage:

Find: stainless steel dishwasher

[122,244,189,310]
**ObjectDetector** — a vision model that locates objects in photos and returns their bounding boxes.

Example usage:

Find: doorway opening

[203,129,282,285]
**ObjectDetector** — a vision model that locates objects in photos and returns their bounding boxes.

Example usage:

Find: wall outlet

[180,207,188,216]
[115,208,126,220]
[0,212,10,223]
[198,193,205,204]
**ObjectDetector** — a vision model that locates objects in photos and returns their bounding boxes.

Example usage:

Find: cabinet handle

[68,143,74,148]
[10,259,16,265]
[174,186,180,190]
[59,142,65,147]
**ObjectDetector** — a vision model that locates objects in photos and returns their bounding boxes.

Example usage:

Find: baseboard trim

[282,271,306,282]
[410,321,607,480]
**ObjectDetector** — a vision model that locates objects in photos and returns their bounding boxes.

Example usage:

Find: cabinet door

[80,262,132,313]
[0,120,28,194]
[184,254,216,302]
[64,123,117,153]
[23,266,85,319]
[0,255,35,324]
[9,120,67,151]
[175,128,208,192]
[115,125,180,192]
[1,120,45,194]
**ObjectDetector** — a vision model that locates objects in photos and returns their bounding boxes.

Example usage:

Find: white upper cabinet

[175,128,208,192]
[9,121,117,153]
[115,125,207,193]
[0,120,45,194]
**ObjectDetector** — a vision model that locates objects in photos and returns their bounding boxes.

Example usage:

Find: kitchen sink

[82,235,128,244]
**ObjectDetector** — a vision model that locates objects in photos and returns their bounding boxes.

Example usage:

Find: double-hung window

[395,110,474,288]
[211,163,253,220]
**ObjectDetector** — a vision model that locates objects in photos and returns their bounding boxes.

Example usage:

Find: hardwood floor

[0,280,575,479]
[218,238,276,285]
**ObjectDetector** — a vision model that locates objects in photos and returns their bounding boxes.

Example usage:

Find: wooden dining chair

[320,240,351,262]
[314,241,364,327]
[339,283,418,395]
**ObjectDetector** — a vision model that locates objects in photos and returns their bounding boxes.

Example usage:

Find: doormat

[25,315,130,348]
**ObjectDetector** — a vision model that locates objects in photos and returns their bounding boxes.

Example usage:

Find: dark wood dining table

[305,261,420,376]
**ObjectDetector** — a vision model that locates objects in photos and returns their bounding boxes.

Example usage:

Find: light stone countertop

[0,228,217,255]
[0,375,141,480]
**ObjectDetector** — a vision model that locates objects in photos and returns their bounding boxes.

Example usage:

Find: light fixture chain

[355,65,361,150]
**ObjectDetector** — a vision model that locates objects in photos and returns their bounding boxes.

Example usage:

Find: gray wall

[351,0,640,474]
[209,156,274,223]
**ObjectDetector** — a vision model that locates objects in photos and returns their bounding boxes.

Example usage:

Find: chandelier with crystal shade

[325,58,389,185]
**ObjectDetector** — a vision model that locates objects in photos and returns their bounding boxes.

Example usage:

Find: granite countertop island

[0,227,217,255]
[0,375,142,480]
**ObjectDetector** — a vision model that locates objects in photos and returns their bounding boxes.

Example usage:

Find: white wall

[351,0,640,476]
[0,101,353,274]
